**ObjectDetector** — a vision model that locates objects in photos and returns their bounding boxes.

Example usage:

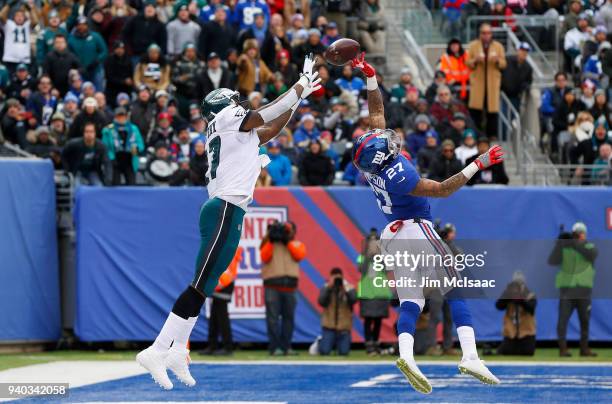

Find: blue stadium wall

[73,186,612,343]
[0,160,61,341]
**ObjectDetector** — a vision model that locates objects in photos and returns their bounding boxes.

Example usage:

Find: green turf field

[0,348,610,372]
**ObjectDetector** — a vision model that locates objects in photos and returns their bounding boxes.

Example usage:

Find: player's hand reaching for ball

[474,145,504,170]
[298,53,321,98]
[350,52,376,78]
[302,52,317,77]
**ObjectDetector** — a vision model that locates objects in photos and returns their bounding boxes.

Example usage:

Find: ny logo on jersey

[372,151,387,165]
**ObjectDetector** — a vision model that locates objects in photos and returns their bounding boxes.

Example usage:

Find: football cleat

[458,358,500,385]
[136,346,173,390]
[166,346,196,387]
[396,357,432,394]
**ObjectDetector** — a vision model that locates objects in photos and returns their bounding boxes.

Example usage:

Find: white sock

[172,315,198,351]
[457,326,478,360]
[152,313,197,352]
[398,332,415,361]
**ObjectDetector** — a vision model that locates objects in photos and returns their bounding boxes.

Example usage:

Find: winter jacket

[496,284,536,339]
[428,153,463,181]
[130,100,156,139]
[236,52,273,95]
[466,39,507,112]
[43,49,80,96]
[548,240,597,289]
[293,125,321,148]
[172,57,205,100]
[36,27,68,64]
[266,152,292,185]
[440,50,471,99]
[134,58,171,92]
[540,86,568,117]
[501,55,532,98]
[166,19,201,57]
[68,110,108,139]
[406,129,438,158]
[122,13,167,56]
[417,145,439,174]
[104,53,133,103]
[25,92,57,125]
[101,121,145,172]
[68,29,108,73]
[298,151,334,185]
[61,137,110,183]
[318,281,357,332]
[199,67,234,97]
[233,0,270,30]
[198,19,237,60]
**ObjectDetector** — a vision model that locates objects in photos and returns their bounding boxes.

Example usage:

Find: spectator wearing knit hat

[454,128,478,165]
[236,39,274,96]
[299,139,335,186]
[6,63,35,104]
[104,41,133,107]
[292,28,325,68]
[293,113,321,149]
[68,97,107,139]
[166,3,201,58]
[134,43,171,92]
[276,49,299,86]
[406,114,439,158]
[147,111,175,148]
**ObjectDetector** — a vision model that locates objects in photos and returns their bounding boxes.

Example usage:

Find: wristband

[461,162,479,179]
[366,76,378,91]
[297,75,309,89]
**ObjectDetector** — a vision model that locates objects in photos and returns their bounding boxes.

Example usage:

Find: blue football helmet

[352,128,402,174]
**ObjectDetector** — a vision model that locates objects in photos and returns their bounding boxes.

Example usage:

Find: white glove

[302,52,317,78]
[300,71,322,98]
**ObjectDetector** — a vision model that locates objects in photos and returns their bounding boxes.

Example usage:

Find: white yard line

[190,359,612,366]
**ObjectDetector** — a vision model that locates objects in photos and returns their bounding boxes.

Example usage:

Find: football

[323,38,361,66]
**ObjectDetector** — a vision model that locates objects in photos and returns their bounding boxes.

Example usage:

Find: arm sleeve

[287,240,306,262]
[548,241,563,266]
[318,286,332,307]
[260,241,274,263]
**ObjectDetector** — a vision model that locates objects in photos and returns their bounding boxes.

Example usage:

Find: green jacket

[36,27,68,64]
[101,121,144,173]
[548,240,597,289]
[68,30,107,71]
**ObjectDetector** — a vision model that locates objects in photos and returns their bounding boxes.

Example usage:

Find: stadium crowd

[436,0,612,184]
[0,0,515,187]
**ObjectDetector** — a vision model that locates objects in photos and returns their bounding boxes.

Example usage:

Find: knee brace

[172,285,206,319]
[448,298,473,328]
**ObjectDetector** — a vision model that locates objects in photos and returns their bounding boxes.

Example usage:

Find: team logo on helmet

[352,129,402,174]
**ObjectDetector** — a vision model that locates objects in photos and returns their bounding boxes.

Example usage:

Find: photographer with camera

[495,271,537,356]
[548,222,598,357]
[260,221,306,356]
[317,267,357,356]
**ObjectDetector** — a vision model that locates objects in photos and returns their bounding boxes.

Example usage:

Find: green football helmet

[201,88,240,121]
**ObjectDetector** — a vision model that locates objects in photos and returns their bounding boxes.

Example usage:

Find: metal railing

[0,143,36,158]
[524,164,611,185]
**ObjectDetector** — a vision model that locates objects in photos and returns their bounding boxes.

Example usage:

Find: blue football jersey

[364,155,432,222]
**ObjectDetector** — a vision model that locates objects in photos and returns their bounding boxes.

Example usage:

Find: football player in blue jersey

[350,53,503,394]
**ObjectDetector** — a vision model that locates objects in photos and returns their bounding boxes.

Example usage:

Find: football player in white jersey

[137,54,321,389]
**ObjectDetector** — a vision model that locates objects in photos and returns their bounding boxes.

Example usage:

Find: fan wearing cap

[148,111,176,148]
[101,106,144,185]
[6,63,35,103]
[41,0,71,26]
[201,52,233,95]
[0,0,37,68]
[293,113,321,149]
[136,55,321,390]
[548,221,598,357]
[172,43,205,116]
[350,51,503,393]
[166,3,201,57]
[134,43,170,92]
[68,15,107,91]
[501,41,532,112]
[454,128,478,165]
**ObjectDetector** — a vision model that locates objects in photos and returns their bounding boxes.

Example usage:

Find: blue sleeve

[540,89,554,115]
[293,129,305,144]
[385,157,421,194]
[342,162,357,184]
[280,156,292,185]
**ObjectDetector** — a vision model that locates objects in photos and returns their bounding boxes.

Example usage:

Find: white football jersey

[205,104,262,207]
[3,20,31,64]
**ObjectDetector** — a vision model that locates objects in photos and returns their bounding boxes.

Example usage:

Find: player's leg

[447,298,500,384]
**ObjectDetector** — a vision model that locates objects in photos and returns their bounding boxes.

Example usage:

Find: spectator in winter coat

[233,0,270,31]
[101,107,144,185]
[293,113,321,149]
[43,34,80,97]
[147,111,175,148]
[440,38,471,100]
[292,28,326,67]
[129,85,155,138]
[68,97,108,139]
[552,89,586,160]
[166,4,201,58]
[276,49,299,87]
[62,122,110,185]
[237,12,274,63]
[26,76,57,127]
[104,40,133,107]
[428,139,463,181]
[172,43,205,117]
[390,69,418,104]
[7,64,36,104]
[417,133,439,175]
[122,0,167,63]
[266,140,293,185]
[1,98,27,147]
[68,16,108,91]
[236,39,274,96]
[502,42,532,112]
[406,114,439,158]
[495,272,536,355]
[454,128,478,165]
[564,14,592,68]
[200,52,234,96]
[440,112,468,147]
[299,140,335,186]
[466,136,509,185]
[357,0,386,55]
[335,64,364,98]
[134,44,171,92]
[189,138,208,186]
[198,5,237,60]
[321,21,341,47]
[430,84,469,132]
[36,10,68,65]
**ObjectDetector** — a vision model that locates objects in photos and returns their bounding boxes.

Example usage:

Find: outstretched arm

[351,52,385,129]
[411,145,504,197]
[257,104,297,145]
[242,53,321,132]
